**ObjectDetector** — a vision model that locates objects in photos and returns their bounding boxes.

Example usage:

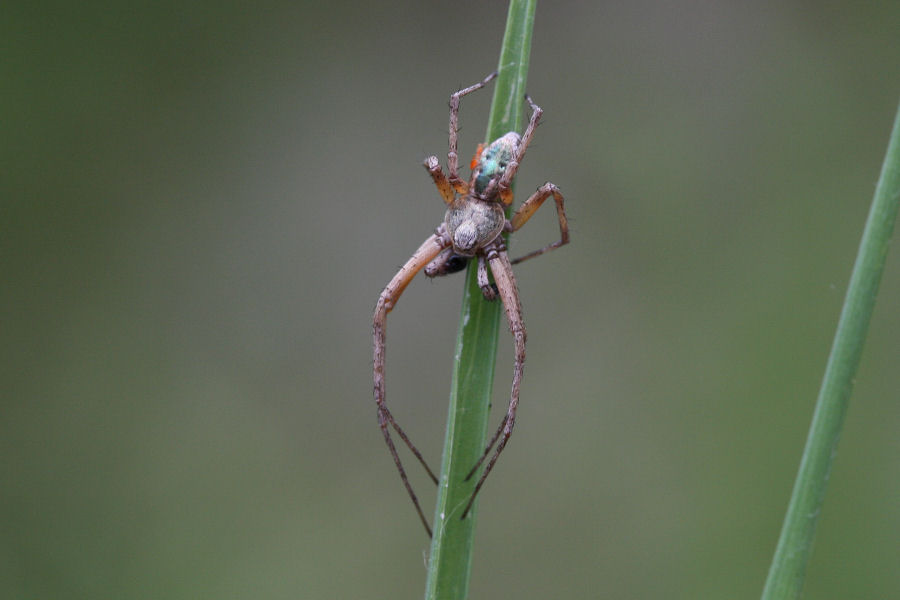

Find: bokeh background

[4,2,899,598]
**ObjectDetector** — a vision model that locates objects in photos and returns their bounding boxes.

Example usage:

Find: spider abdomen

[473,132,520,195]
[444,198,505,254]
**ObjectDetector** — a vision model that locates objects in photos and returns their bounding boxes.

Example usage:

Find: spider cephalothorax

[373,71,569,536]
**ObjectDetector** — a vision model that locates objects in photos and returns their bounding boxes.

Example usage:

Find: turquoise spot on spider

[473,132,519,195]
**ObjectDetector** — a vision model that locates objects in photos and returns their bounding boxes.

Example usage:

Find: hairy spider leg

[461,246,526,519]
[476,255,497,300]
[423,155,456,205]
[458,182,568,516]
[373,232,450,537]
[448,71,498,192]
[509,182,570,264]
[496,94,544,206]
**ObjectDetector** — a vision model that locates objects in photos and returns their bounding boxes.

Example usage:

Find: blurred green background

[3,2,899,598]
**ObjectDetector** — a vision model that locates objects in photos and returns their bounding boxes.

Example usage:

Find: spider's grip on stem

[460,247,525,520]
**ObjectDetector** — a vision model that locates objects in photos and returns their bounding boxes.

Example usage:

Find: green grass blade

[760,101,900,599]
[423,2,536,599]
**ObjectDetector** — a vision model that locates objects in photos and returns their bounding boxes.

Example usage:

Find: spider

[372,71,569,537]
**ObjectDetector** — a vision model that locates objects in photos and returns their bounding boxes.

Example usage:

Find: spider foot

[479,282,499,301]
[476,255,500,301]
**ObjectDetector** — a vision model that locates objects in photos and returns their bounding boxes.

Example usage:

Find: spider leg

[477,255,497,300]
[498,93,543,196]
[374,231,450,536]
[448,71,498,192]
[461,247,525,519]
[509,182,570,264]
[423,156,457,204]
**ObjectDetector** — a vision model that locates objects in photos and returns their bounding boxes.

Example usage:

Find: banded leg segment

[498,94,544,197]
[373,232,449,536]
[477,255,497,300]
[509,182,569,264]
[448,71,498,191]
[461,248,526,519]
[423,155,457,205]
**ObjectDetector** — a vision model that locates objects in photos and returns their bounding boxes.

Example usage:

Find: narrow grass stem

[760,101,900,599]
[423,2,536,599]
